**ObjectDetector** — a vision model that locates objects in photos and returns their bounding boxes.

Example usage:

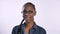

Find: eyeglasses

[22,10,33,14]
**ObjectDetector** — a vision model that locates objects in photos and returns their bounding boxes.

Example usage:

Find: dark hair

[23,2,36,10]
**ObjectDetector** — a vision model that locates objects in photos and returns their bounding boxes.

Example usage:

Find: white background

[0,0,60,34]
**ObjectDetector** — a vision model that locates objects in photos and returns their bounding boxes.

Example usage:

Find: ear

[34,11,36,16]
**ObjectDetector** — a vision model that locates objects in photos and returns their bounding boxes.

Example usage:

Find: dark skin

[23,4,36,34]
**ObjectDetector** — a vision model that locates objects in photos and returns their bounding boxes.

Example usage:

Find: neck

[25,20,34,29]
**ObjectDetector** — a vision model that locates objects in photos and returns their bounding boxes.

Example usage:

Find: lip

[23,15,32,20]
[25,17,30,19]
[24,16,31,20]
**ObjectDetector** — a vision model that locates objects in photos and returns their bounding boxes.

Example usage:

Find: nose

[24,13,29,16]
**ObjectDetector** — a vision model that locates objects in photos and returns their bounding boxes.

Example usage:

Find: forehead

[24,5,34,11]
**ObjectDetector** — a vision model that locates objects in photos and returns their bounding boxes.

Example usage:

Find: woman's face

[23,5,36,23]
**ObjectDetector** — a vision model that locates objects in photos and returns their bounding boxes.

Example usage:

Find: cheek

[29,14,34,17]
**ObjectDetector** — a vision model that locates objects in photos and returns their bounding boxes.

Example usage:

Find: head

[22,2,36,23]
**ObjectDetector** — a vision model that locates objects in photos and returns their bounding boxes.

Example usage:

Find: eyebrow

[23,10,33,12]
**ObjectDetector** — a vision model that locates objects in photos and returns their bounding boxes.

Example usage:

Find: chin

[25,20,31,23]
[26,21,30,22]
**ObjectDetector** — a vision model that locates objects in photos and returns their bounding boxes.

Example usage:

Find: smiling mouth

[24,16,31,20]
[25,16,31,19]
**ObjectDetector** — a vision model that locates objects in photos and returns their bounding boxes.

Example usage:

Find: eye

[29,10,33,13]
[22,10,33,14]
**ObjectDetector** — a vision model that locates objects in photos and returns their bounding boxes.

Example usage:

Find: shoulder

[13,25,19,30]
[36,25,46,34]
[37,25,46,31]
[12,23,25,31]
[12,25,19,34]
